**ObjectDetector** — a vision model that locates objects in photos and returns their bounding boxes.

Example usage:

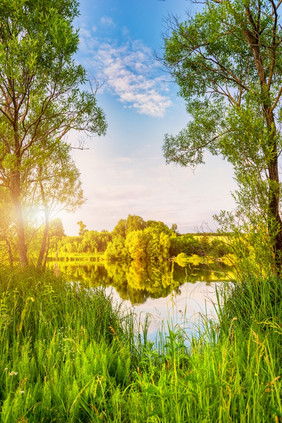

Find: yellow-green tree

[0,0,106,266]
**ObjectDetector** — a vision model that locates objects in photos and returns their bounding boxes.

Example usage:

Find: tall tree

[0,0,106,266]
[163,0,282,272]
[77,220,87,237]
[32,140,84,267]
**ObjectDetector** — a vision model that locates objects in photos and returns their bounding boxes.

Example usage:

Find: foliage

[49,218,65,239]
[107,220,171,264]
[0,0,106,265]
[104,236,129,262]
[51,216,232,273]
[214,210,278,280]
[27,218,66,265]
[163,0,282,273]
[77,220,87,237]
[0,268,280,422]
[32,140,85,267]
[115,215,147,236]
[169,233,231,258]
[56,230,112,255]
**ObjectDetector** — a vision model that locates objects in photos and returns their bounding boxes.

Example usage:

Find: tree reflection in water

[51,260,231,305]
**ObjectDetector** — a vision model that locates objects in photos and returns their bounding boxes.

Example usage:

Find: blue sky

[60,0,235,235]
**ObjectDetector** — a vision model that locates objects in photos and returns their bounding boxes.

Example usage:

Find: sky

[59,0,236,235]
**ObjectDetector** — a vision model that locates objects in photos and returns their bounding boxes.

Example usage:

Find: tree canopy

[163,0,282,273]
[0,0,107,265]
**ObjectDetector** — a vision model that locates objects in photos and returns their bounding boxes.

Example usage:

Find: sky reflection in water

[106,281,225,343]
[57,261,230,344]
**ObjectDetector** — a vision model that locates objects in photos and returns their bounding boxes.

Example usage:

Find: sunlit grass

[0,267,281,422]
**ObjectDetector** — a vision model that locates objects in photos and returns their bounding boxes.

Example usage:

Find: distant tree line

[51,215,231,264]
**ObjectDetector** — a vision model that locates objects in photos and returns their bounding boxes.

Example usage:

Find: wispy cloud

[77,19,172,118]
[93,39,172,117]
[100,16,115,27]
[98,41,171,117]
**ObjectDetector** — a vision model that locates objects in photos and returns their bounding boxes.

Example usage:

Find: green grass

[0,267,281,422]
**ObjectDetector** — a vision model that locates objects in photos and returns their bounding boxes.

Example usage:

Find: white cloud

[79,28,91,38]
[94,40,172,117]
[100,16,115,27]
[79,26,99,51]
[77,22,172,117]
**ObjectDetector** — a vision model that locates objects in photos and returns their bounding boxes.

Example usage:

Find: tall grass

[0,267,281,422]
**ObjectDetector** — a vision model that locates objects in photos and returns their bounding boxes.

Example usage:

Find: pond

[50,260,232,343]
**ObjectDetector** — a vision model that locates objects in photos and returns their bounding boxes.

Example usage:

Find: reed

[0,267,281,422]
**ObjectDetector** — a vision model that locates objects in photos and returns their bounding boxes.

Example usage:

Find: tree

[112,219,127,238]
[104,236,129,262]
[0,0,106,266]
[126,215,147,233]
[32,140,84,267]
[171,223,179,234]
[125,230,149,262]
[79,230,99,253]
[77,220,87,237]
[146,219,171,234]
[163,0,282,272]
[49,218,65,238]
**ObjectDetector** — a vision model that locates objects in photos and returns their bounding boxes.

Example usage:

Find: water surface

[52,260,231,342]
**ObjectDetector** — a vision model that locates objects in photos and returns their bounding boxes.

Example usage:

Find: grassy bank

[0,267,281,422]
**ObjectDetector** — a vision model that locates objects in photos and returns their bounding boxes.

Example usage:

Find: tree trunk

[244,15,282,272]
[264,109,282,271]
[37,168,49,268]
[268,161,282,271]
[37,219,49,268]
[43,233,50,269]
[5,238,14,267]
[37,212,49,268]
[241,40,282,271]
[10,170,28,266]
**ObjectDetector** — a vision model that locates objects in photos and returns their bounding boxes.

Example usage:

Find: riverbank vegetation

[0,267,280,422]
[1,213,234,271]
[48,215,233,264]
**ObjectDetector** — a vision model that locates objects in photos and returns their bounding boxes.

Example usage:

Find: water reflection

[117,281,223,342]
[50,260,231,342]
[49,260,231,305]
